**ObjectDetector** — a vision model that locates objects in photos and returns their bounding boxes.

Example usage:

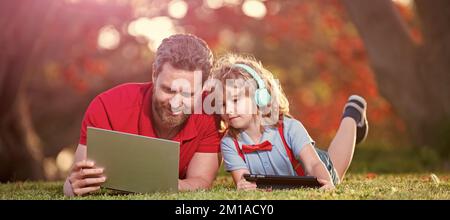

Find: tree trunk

[0,0,58,181]
[0,90,45,181]
[342,0,450,148]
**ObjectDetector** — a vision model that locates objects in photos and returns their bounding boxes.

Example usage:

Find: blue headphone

[233,63,271,107]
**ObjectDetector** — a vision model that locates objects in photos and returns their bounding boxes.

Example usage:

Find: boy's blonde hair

[211,53,291,138]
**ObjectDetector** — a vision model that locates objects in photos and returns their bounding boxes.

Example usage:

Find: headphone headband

[233,63,271,107]
[233,63,266,89]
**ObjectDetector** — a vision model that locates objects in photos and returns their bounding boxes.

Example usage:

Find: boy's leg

[328,117,357,181]
[328,95,368,181]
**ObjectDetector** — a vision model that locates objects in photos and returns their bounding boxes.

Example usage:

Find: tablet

[243,174,322,189]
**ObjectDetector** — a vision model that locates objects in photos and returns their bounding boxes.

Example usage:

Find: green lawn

[1,173,449,200]
[1,144,449,199]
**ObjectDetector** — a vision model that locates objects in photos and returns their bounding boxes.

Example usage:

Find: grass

[1,143,449,200]
[0,173,449,200]
[345,142,449,173]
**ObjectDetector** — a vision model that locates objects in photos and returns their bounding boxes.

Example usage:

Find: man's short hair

[153,34,213,82]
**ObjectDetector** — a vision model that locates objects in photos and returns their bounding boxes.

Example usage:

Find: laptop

[243,174,322,189]
[87,127,180,194]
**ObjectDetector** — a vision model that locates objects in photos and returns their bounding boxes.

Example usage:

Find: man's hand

[67,160,106,196]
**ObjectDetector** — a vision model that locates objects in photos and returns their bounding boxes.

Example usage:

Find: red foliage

[366,172,378,180]
[48,0,413,144]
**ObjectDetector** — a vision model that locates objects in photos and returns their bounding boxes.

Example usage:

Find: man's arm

[178,152,220,191]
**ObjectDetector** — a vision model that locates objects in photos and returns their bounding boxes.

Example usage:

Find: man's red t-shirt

[79,83,221,179]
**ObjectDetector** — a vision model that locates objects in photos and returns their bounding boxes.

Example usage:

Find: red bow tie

[241,141,273,153]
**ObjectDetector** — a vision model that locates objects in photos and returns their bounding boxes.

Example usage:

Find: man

[63,34,221,196]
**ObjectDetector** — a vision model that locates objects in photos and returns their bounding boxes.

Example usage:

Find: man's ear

[151,61,158,84]
[151,70,157,84]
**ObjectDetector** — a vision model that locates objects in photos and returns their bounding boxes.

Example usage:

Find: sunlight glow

[56,148,74,172]
[242,0,267,19]
[44,158,59,180]
[97,25,121,50]
[224,0,242,6]
[392,0,413,6]
[128,16,177,52]
[168,0,188,19]
[205,0,224,9]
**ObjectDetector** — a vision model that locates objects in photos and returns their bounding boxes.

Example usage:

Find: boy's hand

[318,178,335,190]
[67,160,106,196]
[237,176,257,191]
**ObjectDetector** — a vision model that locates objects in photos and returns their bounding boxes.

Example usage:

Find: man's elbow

[198,177,214,190]
[63,180,75,197]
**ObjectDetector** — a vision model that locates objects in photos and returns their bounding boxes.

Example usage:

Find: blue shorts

[315,147,340,185]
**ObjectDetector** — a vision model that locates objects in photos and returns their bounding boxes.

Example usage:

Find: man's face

[152,62,201,128]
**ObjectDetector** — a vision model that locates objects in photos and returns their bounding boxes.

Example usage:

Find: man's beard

[152,97,190,129]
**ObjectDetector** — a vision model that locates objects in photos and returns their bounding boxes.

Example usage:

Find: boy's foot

[342,95,368,145]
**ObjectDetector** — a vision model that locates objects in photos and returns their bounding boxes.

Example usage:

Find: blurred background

[0,0,449,182]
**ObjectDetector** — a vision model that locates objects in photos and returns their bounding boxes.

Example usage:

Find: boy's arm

[298,143,335,189]
[231,169,257,190]
[231,168,249,184]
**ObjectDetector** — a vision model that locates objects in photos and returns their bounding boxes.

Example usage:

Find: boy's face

[221,82,257,130]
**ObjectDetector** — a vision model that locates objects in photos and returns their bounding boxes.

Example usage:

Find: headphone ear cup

[255,89,271,107]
